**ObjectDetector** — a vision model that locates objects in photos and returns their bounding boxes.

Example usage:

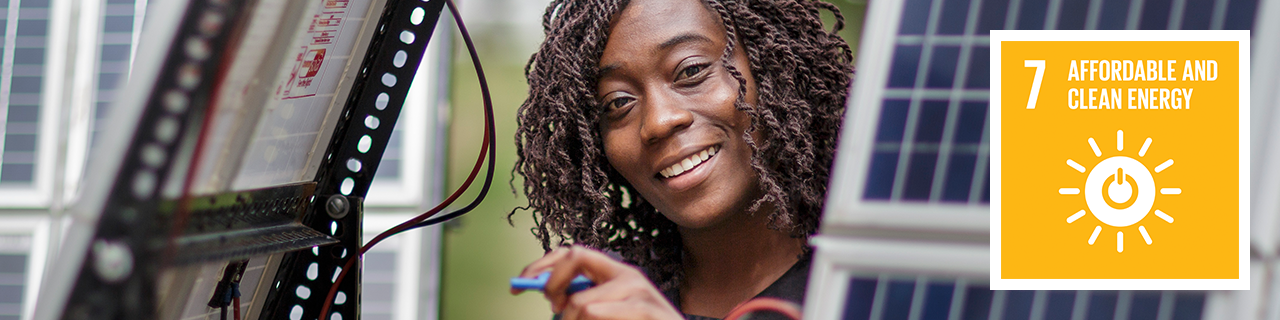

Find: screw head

[326,195,349,219]
[92,239,133,283]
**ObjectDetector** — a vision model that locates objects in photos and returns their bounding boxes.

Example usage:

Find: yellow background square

[1000,41,1239,279]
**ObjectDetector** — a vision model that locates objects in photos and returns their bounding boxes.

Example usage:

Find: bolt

[92,239,133,283]
[326,195,349,219]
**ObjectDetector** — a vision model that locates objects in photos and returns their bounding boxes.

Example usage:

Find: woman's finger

[555,276,644,320]
[519,246,572,278]
[544,246,634,311]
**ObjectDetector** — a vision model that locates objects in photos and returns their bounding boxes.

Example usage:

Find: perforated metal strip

[258,1,447,320]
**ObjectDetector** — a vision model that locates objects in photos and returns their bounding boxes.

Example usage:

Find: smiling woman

[510,0,853,319]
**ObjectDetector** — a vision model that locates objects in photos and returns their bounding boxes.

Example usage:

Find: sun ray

[1059,188,1080,194]
[1155,159,1174,172]
[1117,130,1124,151]
[1160,188,1181,195]
[1089,226,1102,245]
[1066,159,1086,173]
[1154,210,1174,223]
[1117,231,1124,252]
[1088,138,1102,157]
[1139,226,1153,245]
[1067,210,1087,223]
[1139,138,1152,157]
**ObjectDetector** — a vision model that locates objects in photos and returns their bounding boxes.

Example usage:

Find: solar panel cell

[1139,0,1175,30]
[938,0,973,35]
[899,0,933,35]
[1016,0,1051,30]
[890,45,925,88]
[926,46,961,88]
[843,278,879,320]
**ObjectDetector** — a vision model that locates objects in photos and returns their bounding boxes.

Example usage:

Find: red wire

[722,297,803,320]
[317,2,493,317]
[233,296,242,320]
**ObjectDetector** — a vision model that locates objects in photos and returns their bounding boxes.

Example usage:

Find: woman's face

[596,0,760,229]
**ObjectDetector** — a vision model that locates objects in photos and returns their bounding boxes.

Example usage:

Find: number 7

[1024,60,1045,109]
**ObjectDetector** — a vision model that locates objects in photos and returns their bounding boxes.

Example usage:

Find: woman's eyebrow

[658,33,713,51]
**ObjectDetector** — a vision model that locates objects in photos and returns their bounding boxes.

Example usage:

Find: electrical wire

[317,0,496,317]
[722,297,803,320]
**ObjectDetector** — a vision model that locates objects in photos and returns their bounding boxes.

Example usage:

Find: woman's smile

[655,144,720,191]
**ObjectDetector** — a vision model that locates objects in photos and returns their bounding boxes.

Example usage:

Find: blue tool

[511,271,595,294]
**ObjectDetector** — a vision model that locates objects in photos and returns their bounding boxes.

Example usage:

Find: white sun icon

[1059,130,1179,253]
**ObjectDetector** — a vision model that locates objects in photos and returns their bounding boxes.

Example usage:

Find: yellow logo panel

[991,31,1249,290]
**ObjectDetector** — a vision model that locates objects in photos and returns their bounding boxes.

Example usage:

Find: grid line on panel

[1085,0,1104,29]
[945,279,967,320]
[1125,0,1146,30]
[867,274,890,320]
[1210,0,1229,29]
[0,0,22,185]
[928,0,984,202]
[905,276,927,320]
[1046,0,1064,29]
[888,0,947,201]
[1167,0,1187,29]
[1028,290,1048,320]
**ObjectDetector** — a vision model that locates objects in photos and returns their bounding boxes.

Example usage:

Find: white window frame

[0,215,53,320]
[362,213,442,320]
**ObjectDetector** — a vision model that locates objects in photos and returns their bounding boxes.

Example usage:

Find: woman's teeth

[660,146,718,178]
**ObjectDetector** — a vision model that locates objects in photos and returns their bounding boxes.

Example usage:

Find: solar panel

[809,0,1267,319]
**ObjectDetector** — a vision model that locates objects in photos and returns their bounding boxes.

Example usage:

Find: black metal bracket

[259,0,448,319]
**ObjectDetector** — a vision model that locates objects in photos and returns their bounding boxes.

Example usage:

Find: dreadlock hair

[512,0,854,291]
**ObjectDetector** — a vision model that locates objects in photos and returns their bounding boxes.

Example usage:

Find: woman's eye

[678,64,707,80]
[607,97,634,110]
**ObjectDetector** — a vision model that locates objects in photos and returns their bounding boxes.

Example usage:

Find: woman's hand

[513,245,684,320]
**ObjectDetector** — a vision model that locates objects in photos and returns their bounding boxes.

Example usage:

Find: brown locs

[511,0,854,292]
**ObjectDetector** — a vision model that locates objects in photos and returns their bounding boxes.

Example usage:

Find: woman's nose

[639,90,694,144]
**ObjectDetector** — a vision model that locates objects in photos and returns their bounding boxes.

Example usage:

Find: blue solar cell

[842,278,879,320]
[1139,0,1174,30]
[16,19,48,36]
[0,164,33,183]
[960,285,993,320]
[884,280,916,320]
[1086,291,1119,319]
[899,0,932,35]
[965,47,989,89]
[1003,291,1035,320]
[1015,0,1049,30]
[0,255,26,273]
[954,102,987,143]
[926,46,960,88]
[903,152,938,200]
[864,152,900,200]
[1128,292,1162,320]
[1044,291,1076,320]
[889,45,923,88]
[1180,0,1214,29]
[1057,0,1089,30]
[941,153,976,202]
[977,0,1010,34]
[937,0,972,34]
[921,282,955,320]
[0,285,21,304]
[1171,292,1205,320]
[915,101,949,143]
[1224,0,1258,30]
[877,99,911,142]
[1098,0,1131,29]
[10,77,41,93]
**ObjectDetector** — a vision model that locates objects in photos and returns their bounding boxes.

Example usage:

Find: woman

[510,0,853,318]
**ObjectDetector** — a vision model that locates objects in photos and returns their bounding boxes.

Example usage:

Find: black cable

[402,0,496,233]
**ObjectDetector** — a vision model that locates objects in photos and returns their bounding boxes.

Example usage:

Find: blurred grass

[439,1,865,319]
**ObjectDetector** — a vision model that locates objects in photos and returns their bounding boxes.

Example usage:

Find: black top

[667,256,812,320]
